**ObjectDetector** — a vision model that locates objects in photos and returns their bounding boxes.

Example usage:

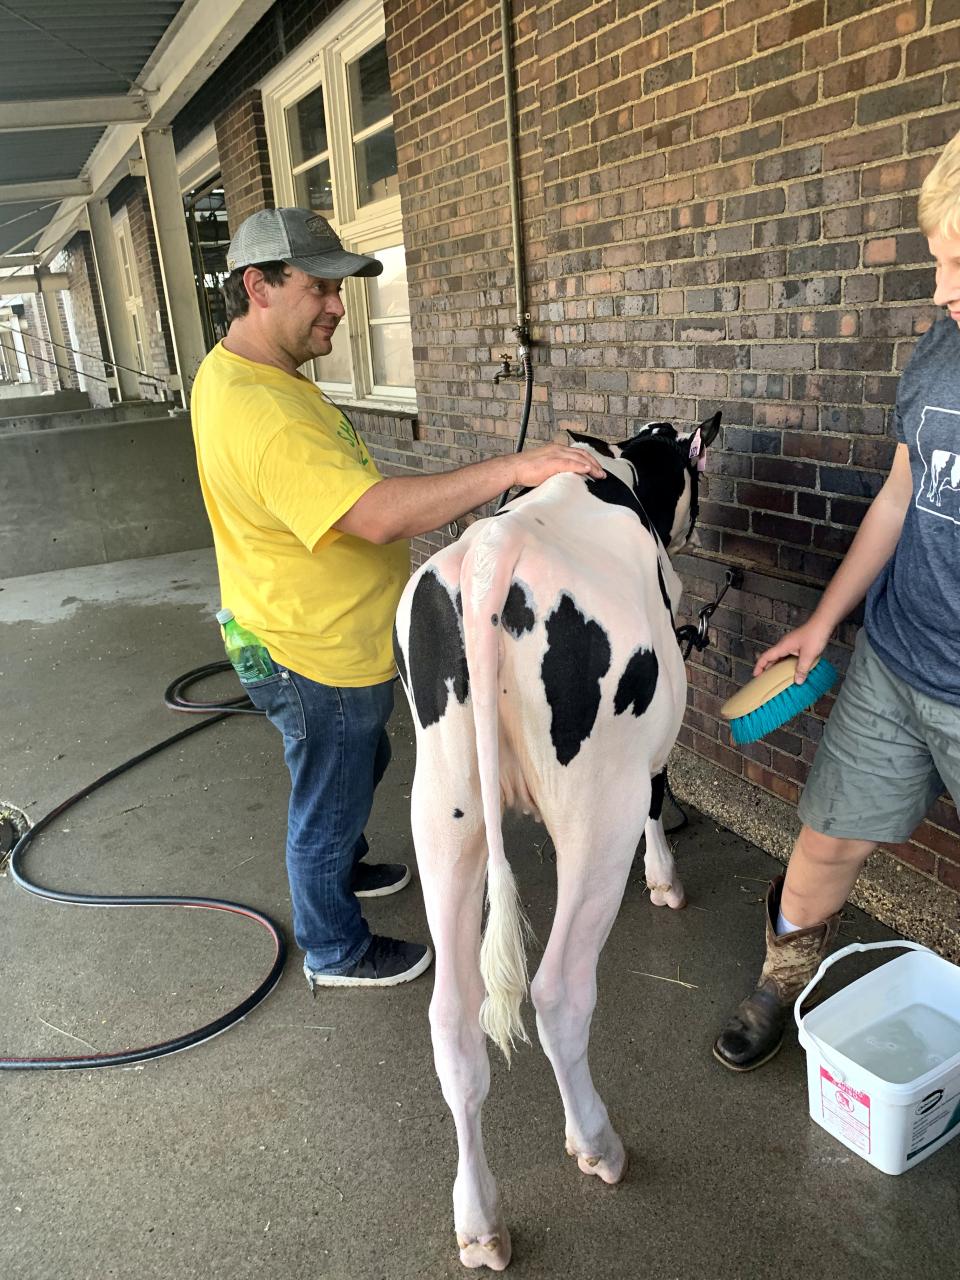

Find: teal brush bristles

[728,658,839,745]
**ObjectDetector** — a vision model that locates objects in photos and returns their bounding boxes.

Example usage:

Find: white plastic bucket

[796,940,960,1175]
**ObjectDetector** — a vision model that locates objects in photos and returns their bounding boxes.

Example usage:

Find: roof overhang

[0,0,274,277]
[0,95,151,131]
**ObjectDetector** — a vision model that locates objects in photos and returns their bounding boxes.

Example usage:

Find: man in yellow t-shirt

[191,207,603,991]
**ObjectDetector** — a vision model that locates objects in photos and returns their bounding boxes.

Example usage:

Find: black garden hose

[496,348,534,512]
[1,664,285,1071]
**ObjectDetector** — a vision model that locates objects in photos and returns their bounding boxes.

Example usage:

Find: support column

[37,269,74,390]
[140,127,207,405]
[87,199,142,401]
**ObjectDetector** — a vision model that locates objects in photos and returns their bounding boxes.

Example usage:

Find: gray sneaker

[304,936,433,990]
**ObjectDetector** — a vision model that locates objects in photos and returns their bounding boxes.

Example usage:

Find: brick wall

[58,232,112,408]
[384,0,960,906]
[215,91,275,234]
[126,185,177,399]
[108,177,176,401]
[17,292,57,395]
[386,0,544,560]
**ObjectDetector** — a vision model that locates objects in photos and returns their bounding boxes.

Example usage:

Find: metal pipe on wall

[499,0,528,340]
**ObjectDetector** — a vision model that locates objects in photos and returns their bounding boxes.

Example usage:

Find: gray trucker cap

[226,207,382,278]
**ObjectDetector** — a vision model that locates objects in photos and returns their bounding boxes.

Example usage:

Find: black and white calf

[928,447,960,508]
[393,413,721,1271]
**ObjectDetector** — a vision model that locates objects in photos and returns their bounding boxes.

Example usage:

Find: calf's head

[569,411,721,553]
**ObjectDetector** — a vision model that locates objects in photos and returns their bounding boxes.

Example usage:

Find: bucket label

[907,1085,960,1162]
[820,1066,871,1153]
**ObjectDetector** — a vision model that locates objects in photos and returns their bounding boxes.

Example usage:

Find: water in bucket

[835,1003,960,1085]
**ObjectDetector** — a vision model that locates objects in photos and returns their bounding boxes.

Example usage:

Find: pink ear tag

[688,429,707,472]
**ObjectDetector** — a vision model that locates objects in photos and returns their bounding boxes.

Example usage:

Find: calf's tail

[461,522,532,1064]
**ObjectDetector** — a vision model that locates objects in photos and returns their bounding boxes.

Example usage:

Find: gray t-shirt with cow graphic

[865,314,960,705]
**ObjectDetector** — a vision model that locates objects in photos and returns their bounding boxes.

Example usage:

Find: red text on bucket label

[820,1066,871,1153]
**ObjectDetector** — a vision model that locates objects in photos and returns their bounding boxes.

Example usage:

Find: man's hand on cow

[753,617,833,683]
[511,444,606,489]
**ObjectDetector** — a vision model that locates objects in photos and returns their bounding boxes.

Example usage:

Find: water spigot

[493,354,514,385]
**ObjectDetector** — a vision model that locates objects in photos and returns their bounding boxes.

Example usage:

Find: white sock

[776,909,803,936]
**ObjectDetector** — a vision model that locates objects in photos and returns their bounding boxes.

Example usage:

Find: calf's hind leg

[413,767,512,1271]
[531,810,648,1186]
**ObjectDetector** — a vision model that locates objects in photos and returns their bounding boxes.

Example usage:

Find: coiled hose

[0,663,286,1071]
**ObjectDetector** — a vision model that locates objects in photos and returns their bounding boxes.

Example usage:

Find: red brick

[912,820,960,861]
[906,31,960,77]
[823,124,903,172]
[882,841,938,878]
[784,100,857,146]
[804,28,839,69]
[694,26,754,74]
[937,860,960,893]
[840,0,925,56]
[929,797,960,837]
[743,759,800,804]
[757,1,826,52]
[823,46,902,98]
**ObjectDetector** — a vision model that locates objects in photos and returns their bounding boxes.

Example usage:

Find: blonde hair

[918,128,960,238]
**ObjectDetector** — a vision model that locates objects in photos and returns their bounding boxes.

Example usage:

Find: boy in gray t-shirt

[715,129,960,1073]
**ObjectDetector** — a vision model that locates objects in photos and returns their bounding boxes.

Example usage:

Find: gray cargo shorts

[798,629,960,842]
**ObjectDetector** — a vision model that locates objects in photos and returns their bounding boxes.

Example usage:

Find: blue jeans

[243,661,395,974]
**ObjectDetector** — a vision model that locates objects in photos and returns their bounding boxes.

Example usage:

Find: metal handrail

[0,323,170,390]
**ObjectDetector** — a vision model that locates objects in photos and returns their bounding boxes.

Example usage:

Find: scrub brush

[720,656,838,745]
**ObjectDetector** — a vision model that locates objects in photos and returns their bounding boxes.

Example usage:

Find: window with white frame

[263,0,414,407]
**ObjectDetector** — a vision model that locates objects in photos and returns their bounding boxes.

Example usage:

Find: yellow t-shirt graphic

[191,342,409,686]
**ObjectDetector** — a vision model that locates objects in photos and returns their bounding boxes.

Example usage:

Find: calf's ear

[685,411,722,472]
[685,411,722,471]
[567,428,617,457]
[697,411,722,449]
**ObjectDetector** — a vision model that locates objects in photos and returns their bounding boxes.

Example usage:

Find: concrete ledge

[0,400,175,436]
[0,415,212,576]
[668,741,960,962]
[0,388,90,413]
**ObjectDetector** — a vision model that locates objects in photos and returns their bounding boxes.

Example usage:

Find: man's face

[263,267,346,366]
[929,230,960,328]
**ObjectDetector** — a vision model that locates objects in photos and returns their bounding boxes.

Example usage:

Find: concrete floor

[1,549,958,1280]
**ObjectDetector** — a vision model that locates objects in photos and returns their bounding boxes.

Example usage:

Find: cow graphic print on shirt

[916,405,960,525]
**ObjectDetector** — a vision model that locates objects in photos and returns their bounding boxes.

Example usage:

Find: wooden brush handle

[720,658,803,720]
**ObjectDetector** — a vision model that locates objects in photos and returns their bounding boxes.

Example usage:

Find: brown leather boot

[713,875,840,1072]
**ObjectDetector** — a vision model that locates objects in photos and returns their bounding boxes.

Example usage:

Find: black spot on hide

[541,594,611,766]
[656,560,675,627]
[614,647,659,718]
[502,581,535,638]
[453,808,464,819]
[585,472,677,627]
[584,473,654,534]
[649,769,666,822]
[408,570,469,729]
[392,623,408,689]
[618,436,688,548]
